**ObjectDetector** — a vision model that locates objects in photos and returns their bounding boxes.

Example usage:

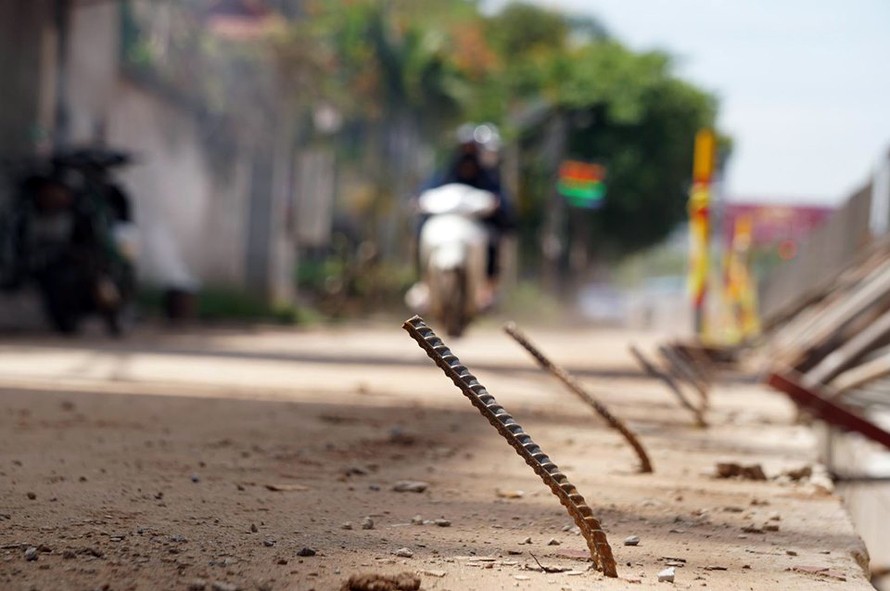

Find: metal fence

[760,181,875,323]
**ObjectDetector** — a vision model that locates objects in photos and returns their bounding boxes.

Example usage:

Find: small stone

[24,547,38,561]
[507,549,523,555]
[170,534,188,543]
[250,523,258,533]
[715,463,766,481]
[296,547,316,557]
[26,492,36,500]
[361,516,375,530]
[190,473,201,483]
[411,515,424,525]
[547,538,561,546]
[786,550,798,556]
[263,539,276,547]
[763,524,780,532]
[394,547,414,558]
[769,512,781,521]
[520,536,532,545]
[211,583,238,591]
[276,558,288,565]
[434,519,451,527]
[658,566,675,583]
[62,550,76,560]
[187,580,207,591]
[341,522,353,530]
[624,535,641,546]
[392,480,429,493]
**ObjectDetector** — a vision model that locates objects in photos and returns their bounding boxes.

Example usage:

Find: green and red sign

[558,160,606,209]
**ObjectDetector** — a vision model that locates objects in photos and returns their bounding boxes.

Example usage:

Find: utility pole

[688,129,716,337]
[53,0,71,150]
[541,110,567,294]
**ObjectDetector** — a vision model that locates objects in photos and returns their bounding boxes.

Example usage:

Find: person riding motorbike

[409,123,515,310]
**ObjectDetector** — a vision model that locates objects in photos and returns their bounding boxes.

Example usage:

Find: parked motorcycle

[408,182,498,337]
[0,148,138,335]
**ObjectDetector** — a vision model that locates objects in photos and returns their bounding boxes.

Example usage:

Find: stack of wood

[756,237,890,452]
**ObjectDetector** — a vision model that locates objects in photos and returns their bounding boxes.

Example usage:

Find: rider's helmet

[455,123,502,167]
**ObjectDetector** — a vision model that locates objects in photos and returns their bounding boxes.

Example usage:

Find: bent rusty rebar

[658,344,710,405]
[504,322,653,474]
[402,315,618,577]
[629,344,706,427]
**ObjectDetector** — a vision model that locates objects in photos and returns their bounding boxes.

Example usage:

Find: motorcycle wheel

[102,267,136,338]
[440,268,467,338]
[39,267,82,335]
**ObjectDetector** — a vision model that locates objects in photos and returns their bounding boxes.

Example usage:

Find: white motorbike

[407,183,498,337]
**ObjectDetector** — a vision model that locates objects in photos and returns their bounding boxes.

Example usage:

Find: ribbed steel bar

[629,345,706,427]
[402,315,618,577]
[504,322,653,474]
[658,344,710,404]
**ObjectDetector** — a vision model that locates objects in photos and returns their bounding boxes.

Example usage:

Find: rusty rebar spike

[504,322,653,474]
[629,345,706,427]
[671,341,715,386]
[402,315,618,578]
[658,344,709,405]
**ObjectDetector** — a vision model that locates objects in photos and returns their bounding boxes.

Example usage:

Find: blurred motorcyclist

[411,123,515,308]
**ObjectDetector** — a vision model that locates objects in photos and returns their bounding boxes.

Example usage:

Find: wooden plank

[760,232,890,335]
[772,260,890,369]
[629,345,706,426]
[805,306,890,386]
[831,351,890,397]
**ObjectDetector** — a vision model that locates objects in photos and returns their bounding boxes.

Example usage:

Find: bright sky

[490,0,890,205]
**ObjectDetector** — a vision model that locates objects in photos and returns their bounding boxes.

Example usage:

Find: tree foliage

[129,0,723,264]
[474,3,721,260]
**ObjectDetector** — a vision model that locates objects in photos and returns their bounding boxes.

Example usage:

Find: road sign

[558,160,606,209]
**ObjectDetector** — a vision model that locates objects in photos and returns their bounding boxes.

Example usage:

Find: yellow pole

[689,129,715,337]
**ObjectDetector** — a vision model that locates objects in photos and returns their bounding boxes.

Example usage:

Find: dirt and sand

[0,320,873,590]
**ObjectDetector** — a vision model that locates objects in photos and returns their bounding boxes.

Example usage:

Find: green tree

[265,0,724,275]
[485,13,720,269]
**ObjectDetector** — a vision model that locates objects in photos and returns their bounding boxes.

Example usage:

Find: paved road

[0,322,874,590]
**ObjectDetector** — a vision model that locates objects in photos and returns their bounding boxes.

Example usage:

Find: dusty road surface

[0,320,872,590]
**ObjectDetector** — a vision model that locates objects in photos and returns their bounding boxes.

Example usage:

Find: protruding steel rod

[658,344,709,405]
[629,344,706,427]
[402,315,618,577]
[504,322,653,474]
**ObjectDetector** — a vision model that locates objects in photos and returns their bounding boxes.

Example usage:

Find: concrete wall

[108,78,251,288]
[66,0,119,143]
[0,1,55,156]
[0,1,299,302]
